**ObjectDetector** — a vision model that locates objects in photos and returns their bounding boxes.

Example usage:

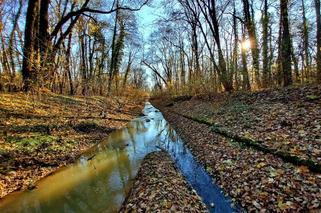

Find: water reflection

[0,103,239,213]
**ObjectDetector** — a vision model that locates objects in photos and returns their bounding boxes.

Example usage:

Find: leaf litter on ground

[0,92,144,198]
[120,151,208,212]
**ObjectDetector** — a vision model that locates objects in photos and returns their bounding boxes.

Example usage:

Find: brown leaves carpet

[120,151,208,213]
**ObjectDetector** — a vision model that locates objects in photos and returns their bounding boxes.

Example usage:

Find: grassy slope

[0,92,144,198]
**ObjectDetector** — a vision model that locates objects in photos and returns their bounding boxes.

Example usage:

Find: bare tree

[315,0,321,82]
[279,0,292,86]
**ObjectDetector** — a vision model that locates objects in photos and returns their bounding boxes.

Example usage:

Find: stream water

[0,103,240,213]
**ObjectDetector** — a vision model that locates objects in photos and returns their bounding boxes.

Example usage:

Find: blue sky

[137,1,164,40]
[136,1,164,88]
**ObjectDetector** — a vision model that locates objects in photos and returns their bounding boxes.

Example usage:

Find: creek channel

[0,103,240,213]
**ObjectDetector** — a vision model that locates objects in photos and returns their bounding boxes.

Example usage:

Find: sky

[137,1,164,41]
[135,1,165,88]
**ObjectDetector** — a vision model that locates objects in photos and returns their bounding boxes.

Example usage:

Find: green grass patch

[0,166,11,175]
[48,139,76,152]
[306,95,319,101]
[6,134,58,150]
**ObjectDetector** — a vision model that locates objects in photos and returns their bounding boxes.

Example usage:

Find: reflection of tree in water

[47,147,133,212]
[129,119,148,134]
[15,107,192,213]
[115,148,132,196]
[127,119,147,152]
[49,169,122,212]
[156,121,188,157]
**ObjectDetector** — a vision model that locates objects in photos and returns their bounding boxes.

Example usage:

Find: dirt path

[120,151,208,212]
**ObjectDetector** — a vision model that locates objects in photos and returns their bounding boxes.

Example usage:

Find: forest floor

[120,151,208,212]
[0,92,145,198]
[152,84,321,211]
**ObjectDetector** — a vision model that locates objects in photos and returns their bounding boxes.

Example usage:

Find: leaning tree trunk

[122,52,131,91]
[209,0,233,92]
[66,33,74,95]
[8,0,23,92]
[22,0,38,91]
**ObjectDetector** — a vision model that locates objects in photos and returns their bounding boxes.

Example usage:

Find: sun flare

[242,39,251,50]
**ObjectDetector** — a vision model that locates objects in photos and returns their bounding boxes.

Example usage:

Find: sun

[241,39,251,50]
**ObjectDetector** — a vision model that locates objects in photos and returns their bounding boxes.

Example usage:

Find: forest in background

[0,0,150,96]
[0,0,320,97]
[148,0,321,95]
[1,1,321,211]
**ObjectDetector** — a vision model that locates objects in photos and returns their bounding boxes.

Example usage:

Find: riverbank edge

[153,103,321,211]
[0,93,145,199]
[119,151,208,212]
[154,85,321,166]
[0,118,139,200]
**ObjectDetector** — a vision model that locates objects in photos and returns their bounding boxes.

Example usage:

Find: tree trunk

[22,0,38,91]
[8,0,23,91]
[280,0,292,86]
[209,0,233,92]
[108,3,119,95]
[242,0,261,88]
[291,39,299,81]
[191,24,201,81]
[39,0,50,74]
[66,33,74,95]
[233,3,239,90]
[315,0,321,82]
[301,0,310,81]
[179,39,186,87]
[261,0,270,87]
[122,51,133,89]
[241,32,251,90]
[80,31,87,96]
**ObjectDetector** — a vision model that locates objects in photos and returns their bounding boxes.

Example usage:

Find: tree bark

[242,0,261,88]
[261,0,270,87]
[208,0,233,91]
[122,51,133,89]
[232,2,239,90]
[22,0,39,91]
[315,0,321,82]
[66,32,74,95]
[191,23,200,81]
[108,2,119,95]
[241,32,251,90]
[280,0,292,86]
[301,0,310,81]
[8,0,23,91]
[39,0,50,73]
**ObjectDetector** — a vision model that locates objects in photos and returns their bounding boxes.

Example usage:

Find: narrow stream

[0,103,240,213]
